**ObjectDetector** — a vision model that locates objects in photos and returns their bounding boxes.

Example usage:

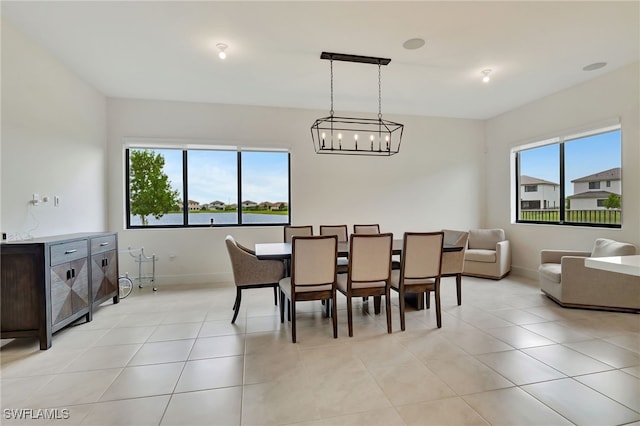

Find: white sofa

[463,229,511,279]
[538,238,639,313]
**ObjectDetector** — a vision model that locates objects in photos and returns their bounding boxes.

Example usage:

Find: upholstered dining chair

[284,225,313,243]
[440,229,469,306]
[353,224,381,234]
[279,235,338,343]
[337,233,393,337]
[225,235,285,324]
[390,232,444,330]
[320,224,349,274]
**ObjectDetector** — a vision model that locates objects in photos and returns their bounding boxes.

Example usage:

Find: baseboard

[510,266,539,281]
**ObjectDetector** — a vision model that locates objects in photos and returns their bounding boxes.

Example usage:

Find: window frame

[125,145,291,229]
[512,121,622,229]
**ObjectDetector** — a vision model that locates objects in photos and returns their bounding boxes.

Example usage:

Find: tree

[603,193,621,209]
[129,150,180,225]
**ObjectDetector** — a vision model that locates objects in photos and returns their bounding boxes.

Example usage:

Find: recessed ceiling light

[403,38,425,50]
[481,69,492,83]
[583,62,607,71]
[216,43,228,60]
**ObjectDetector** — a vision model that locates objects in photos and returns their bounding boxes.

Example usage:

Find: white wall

[1,20,108,238]
[107,99,485,284]
[485,63,640,278]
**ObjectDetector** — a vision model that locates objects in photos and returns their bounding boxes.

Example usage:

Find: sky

[145,149,289,205]
[519,129,621,196]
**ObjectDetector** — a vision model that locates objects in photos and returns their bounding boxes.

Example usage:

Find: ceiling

[2,1,638,120]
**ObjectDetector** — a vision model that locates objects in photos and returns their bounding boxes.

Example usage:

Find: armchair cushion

[591,238,636,257]
[464,249,496,263]
[468,229,506,250]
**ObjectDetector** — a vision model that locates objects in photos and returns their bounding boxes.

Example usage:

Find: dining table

[255,239,464,311]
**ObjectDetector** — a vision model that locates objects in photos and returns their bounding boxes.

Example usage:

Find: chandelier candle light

[311,52,404,156]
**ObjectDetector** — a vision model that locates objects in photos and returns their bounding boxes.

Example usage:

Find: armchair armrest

[540,249,590,264]
[495,240,511,275]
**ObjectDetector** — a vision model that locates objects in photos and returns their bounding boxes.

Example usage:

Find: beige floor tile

[575,370,640,412]
[463,387,573,425]
[94,326,157,345]
[565,339,640,368]
[485,325,556,348]
[242,376,321,425]
[45,328,109,350]
[244,348,304,384]
[27,368,122,407]
[161,309,207,324]
[245,315,283,334]
[523,378,640,425]
[162,387,242,426]
[520,321,594,343]
[396,396,489,426]
[488,308,549,325]
[63,344,141,372]
[426,355,514,395]
[623,366,640,378]
[604,332,640,353]
[147,322,202,342]
[243,330,295,355]
[118,312,166,327]
[523,344,614,376]
[0,347,85,378]
[440,329,514,354]
[80,395,170,425]
[199,319,246,337]
[128,339,194,366]
[475,350,565,385]
[368,358,456,405]
[398,332,468,361]
[175,356,244,392]
[291,407,407,426]
[1,375,55,408]
[100,362,184,401]
[189,335,245,359]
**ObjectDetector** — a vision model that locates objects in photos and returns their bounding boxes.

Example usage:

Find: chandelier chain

[378,63,382,120]
[330,60,334,117]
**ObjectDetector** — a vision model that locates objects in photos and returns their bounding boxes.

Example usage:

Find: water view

[129,212,288,226]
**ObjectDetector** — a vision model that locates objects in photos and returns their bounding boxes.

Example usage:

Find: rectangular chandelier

[310,52,404,157]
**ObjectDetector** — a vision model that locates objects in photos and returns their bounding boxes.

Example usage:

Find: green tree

[603,193,621,209]
[129,150,180,225]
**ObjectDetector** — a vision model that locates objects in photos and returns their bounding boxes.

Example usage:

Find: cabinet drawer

[91,235,116,255]
[50,240,87,266]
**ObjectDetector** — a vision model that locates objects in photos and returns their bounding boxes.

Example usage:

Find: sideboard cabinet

[1,232,119,349]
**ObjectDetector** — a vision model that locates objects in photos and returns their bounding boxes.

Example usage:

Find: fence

[519,209,621,225]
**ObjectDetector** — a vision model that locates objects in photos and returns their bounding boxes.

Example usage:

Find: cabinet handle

[66,270,71,280]
[100,242,110,246]
[65,249,78,255]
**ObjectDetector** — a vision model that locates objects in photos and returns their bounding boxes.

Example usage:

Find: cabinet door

[50,259,89,326]
[91,251,117,301]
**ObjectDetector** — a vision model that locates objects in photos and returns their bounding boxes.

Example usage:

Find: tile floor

[1,275,639,425]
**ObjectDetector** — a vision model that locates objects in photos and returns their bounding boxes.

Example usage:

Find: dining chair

[337,233,393,337]
[319,224,349,273]
[440,229,469,306]
[390,232,444,330]
[279,235,338,343]
[284,225,313,243]
[353,224,380,234]
[225,235,285,324]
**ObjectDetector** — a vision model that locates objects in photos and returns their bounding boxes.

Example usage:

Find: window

[514,123,621,227]
[524,185,538,192]
[126,146,290,228]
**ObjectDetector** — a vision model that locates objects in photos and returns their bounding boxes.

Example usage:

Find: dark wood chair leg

[425,291,431,309]
[435,282,442,328]
[280,290,285,323]
[385,292,392,334]
[231,287,242,324]
[332,293,338,338]
[456,274,462,306]
[347,296,354,337]
[399,289,406,331]
[291,301,297,343]
[374,295,381,314]
[273,286,278,306]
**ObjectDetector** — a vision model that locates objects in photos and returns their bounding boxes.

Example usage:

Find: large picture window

[126,146,290,228]
[514,123,622,228]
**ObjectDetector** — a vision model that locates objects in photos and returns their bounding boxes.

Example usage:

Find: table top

[584,255,640,277]
[255,239,462,260]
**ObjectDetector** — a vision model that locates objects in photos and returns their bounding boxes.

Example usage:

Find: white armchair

[463,229,511,279]
[539,238,639,312]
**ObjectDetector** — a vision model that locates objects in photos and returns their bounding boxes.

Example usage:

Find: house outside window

[126,145,290,228]
[513,122,621,227]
